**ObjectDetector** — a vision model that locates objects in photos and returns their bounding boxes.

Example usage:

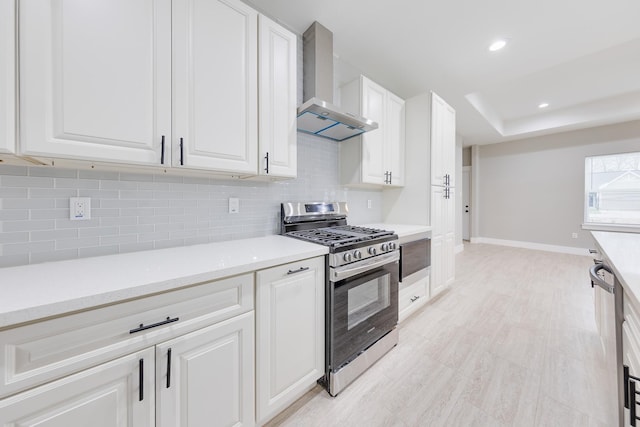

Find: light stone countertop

[591,231,640,305]
[0,235,328,329]
[360,223,432,243]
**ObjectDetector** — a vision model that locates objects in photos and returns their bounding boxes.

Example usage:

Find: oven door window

[348,275,390,330]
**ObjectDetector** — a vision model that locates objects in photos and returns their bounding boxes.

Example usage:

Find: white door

[255,257,325,424]
[462,167,471,241]
[258,15,297,178]
[0,348,155,426]
[0,0,15,154]
[156,312,255,427]
[172,0,258,174]
[385,92,405,187]
[19,0,171,165]
[361,77,386,185]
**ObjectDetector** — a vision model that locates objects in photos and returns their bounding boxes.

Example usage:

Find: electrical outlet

[229,198,239,214]
[367,200,372,209]
[70,197,91,220]
[571,232,578,239]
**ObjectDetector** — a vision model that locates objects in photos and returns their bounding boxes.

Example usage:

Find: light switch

[229,198,239,214]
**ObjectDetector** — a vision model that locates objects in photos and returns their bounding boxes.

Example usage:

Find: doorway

[462,166,471,241]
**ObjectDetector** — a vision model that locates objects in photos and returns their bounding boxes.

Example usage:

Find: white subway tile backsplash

[56,237,101,250]
[0,136,383,266]
[4,241,55,255]
[2,176,54,188]
[0,232,29,244]
[3,220,56,232]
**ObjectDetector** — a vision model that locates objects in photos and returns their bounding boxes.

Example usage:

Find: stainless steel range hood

[298,22,378,142]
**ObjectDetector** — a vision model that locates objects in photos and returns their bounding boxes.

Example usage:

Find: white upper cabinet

[386,92,406,187]
[0,0,15,155]
[17,0,297,178]
[340,75,405,188]
[19,0,172,165]
[172,0,257,174]
[258,15,297,179]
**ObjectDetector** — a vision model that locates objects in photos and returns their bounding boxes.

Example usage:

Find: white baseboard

[470,237,590,256]
[455,244,464,254]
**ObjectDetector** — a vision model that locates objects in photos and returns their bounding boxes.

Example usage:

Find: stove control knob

[368,247,377,256]
[343,253,353,263]
[389,242,397,251]
[353,250,362,260]
[381,243,390,252]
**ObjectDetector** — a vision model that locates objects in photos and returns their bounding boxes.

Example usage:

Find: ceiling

[247,0,640,146]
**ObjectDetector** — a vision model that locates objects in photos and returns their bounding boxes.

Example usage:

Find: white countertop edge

[591,231,640,307]
[0,235,328,329]
[359,223,432,241]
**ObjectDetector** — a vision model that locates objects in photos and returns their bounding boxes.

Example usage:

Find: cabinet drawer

[399,275,428,322]
[0,273,253,398]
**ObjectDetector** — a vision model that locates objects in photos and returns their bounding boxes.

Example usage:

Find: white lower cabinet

[255,256,325,425]
[399,274,430,322]
[0,348,156,426]
[0,273,255,427]
[157,312,255,427]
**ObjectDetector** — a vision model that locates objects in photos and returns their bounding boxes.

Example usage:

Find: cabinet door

[258,15,297,178]
[430,92,456,293]
[255,256,325,424]
[385,92,405,187]
[172,0,258,174]
[19,0,171,165]
[0,348,154,426]
[361,77,386,185]
[0,0,15,155]
[156,312,255,427]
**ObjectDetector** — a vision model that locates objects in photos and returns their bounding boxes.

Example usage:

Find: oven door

[329,251,399,371]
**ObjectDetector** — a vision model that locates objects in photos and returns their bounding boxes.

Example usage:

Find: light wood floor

[266,243,618,426]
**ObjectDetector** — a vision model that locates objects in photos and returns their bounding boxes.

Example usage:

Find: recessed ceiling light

[489,40,507,52]
[538,103,549,109]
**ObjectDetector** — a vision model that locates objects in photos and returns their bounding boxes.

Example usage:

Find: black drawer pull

[287,267,310,275]
[129,316,179,334]
[166,348,172,388]
[139,358,144,401]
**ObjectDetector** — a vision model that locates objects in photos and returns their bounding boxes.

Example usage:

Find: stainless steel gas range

[281,201,399,396]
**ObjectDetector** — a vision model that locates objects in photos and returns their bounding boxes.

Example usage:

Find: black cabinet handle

[287,267,310,275]
[389,171,392,184]
[160,135,165,165]
[180,137,184,165]
[166,348,172,388]
[265,152,269,174]
[139,358,144,401]
[129,316,179,334]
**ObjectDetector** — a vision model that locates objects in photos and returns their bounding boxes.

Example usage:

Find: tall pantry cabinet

[430,93,456,295]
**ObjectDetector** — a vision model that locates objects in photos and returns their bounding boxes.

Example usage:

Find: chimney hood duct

[297,22,378,142]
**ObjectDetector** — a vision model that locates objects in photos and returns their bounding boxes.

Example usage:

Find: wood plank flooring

[265,243,618,426]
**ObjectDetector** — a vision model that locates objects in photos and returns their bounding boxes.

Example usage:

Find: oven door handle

[331,251,399,282]
[590,262,614,294]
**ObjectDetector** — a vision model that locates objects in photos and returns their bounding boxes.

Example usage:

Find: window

[585,151,640,228]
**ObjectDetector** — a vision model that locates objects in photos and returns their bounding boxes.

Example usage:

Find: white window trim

[582,223,640,233]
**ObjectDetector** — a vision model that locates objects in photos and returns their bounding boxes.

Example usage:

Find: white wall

[477,119,640,250]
